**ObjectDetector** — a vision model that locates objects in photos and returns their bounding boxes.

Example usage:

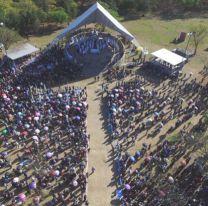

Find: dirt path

[86,82,116,206]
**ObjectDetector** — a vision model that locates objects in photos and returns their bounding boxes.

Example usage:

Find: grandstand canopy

[50,2,140,48]
[152,48,186,66]
[6,43,39,60]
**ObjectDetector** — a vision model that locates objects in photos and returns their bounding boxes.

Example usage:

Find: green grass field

[122,18,208,72]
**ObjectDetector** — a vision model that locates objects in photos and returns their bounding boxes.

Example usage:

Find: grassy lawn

[122,18,208,74]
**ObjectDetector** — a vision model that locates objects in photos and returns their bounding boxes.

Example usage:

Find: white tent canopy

[6,43,39,60]
[49,2,140,48]
[152,48,186,66]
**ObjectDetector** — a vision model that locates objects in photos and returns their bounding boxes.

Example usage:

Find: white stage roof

[49,2,140,48]
[7,43,39,60]
[152,48,186,66]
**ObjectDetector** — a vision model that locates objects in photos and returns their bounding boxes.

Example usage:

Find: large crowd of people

[0,54,89,205]
[14,44,83,88]
[106,72,208,205]
[65,30,124,68]
[1,26,208,206]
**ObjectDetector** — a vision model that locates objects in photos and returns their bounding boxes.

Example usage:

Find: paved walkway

[86,82,116,206]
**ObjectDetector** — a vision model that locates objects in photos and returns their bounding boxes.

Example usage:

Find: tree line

[0,0,78,35]
[1,0,207,36]
[100,0,208,15]
[0,0,207,50]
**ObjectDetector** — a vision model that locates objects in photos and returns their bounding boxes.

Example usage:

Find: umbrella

[130,156,136,163]
[83,102,87,107]
[75,116,81,120]
[35,112,41,117]
[18,112,23,116]
[125,184,131,190]
[147,118,153,122]
[34,116,39,121]
[73,180,78,187]
[2,129,8,135]
[24,124,30,129]
[65,105,70,110]
[29,181,37,190]
[140,87,145,90]
[22,131,28,136]
[72,101,76,105]
[112,108,117,113]
[76,107,81,111]
[13,177,19,183]
[50,170,56,177]
[58,93,63,98]
[46,152,53,158]
[35,129,40,134]
[55,170,60,176]
[32,136,39,141]
[16,86,21,90]
[168,176,174,184]
[154,112,159,116]
[18,193,26,202]
[44,126,49,131]
[16,131,21,136]
[159,190,166,197]
[136,151,141,157]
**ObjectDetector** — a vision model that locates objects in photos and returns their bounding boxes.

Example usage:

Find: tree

[177,0,201,9]
[48,9,68,24]
[14,0,42,35]
[32,0,56,12]
[5,8,21,31]
[99,1,120,18]
[0,27,21,49]
[190,24,208,55]
[62,0,78,18]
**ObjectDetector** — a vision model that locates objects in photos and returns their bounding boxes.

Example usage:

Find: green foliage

[17,0,41,34]
[32,0,56,11]
[98,1,120,19]
[48,9,68,24]
[0,27,21,49]
[56,0,78,18]
[5,8,21,31]
[203,112,208,125]
[190,24,208,54]
[177,0,201,8]
[167,133,180,143]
